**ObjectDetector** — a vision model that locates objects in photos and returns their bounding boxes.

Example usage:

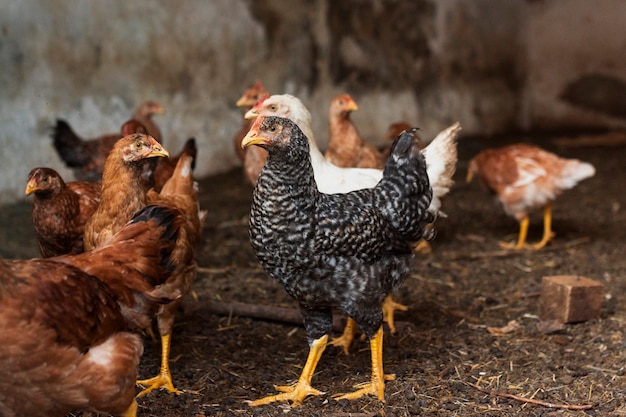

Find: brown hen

[467,143,595,249]
[51,101,164,182]
[138,153,206,396]
[83,134,169,251]
[0,204,181,417]
[324,94,386,169]
[25,167,101,258]
[84,133,205,396]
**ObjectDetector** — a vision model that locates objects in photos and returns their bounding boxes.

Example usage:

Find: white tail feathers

[560,160,596,189]
[423,122,461,214]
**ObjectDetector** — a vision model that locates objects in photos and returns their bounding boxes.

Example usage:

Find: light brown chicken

[51,101,164,182]
[0,204,181,417]
[84,133,206,396]
[25,167,101,258]
[467,143,596,249]
[83,134,169,251]
[324,94,386,169]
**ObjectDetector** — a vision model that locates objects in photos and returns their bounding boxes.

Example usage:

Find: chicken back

[0,204,181,417]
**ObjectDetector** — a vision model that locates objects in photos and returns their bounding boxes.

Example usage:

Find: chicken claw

[247,381,325,407]
[137,333,181,397]
[333,327,393,402]
[499,205,556,250]
[248,335,328,407]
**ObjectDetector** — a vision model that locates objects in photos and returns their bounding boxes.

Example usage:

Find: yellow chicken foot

[499,216,531,250]
[330,317,358,354]
[533,203,555,249]
[333,327,394,402]
[413,239,432,254]
[137,333,180,397]
[121,400,138,417]
[248,335,328,407]
[382,294,408,334]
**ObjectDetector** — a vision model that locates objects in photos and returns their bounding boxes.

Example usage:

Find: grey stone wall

[0,0,624,203]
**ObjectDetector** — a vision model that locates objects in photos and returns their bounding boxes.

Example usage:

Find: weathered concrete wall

[523,0,626,131]
[0,0,623,203]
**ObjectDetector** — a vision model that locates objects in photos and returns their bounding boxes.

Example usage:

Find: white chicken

[245,94,382,193]
[245,94,460,352]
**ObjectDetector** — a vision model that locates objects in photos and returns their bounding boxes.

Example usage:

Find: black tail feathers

[51,119,87,168]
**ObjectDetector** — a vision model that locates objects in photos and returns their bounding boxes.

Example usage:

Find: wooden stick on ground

[182,299,347,332]
[467,382,593,410]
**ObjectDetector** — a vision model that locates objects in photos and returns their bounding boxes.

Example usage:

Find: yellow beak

[148,139,170,158]
[244,108,259,120]
[241,130,268,148]
[346,101,359,112]
[25,180,38,195]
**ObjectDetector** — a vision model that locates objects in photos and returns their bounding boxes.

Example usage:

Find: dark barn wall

[0,0,624,202]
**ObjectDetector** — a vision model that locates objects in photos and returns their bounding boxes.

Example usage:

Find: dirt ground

[1,133,625,417]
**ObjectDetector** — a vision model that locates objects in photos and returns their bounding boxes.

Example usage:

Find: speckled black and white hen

[242,115,435,406]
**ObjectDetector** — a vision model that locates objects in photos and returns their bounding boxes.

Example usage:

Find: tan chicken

[25,167,101,258]
[467,143,596,249]
[84,133,205,396]
[324,94,386,169]
[83,134,169,251]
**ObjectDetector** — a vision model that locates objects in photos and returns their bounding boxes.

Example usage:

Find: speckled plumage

[248,116,434,342]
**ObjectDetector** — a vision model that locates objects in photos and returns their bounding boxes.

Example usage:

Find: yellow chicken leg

[382,294,408,334]
[248,335,328,407]
[333,327,394,402]
[533,203,555,249]
[413,239,432,254]
[121,400,138,417]
[330,317,358,354]
[137,333,180,397]
[500,215,530,250]
[331,295,406,354]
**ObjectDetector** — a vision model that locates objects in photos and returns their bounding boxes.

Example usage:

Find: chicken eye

[269,126,277,133]
[269,105,277,111]
[42,176,49,182]
[134,142,143,150]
